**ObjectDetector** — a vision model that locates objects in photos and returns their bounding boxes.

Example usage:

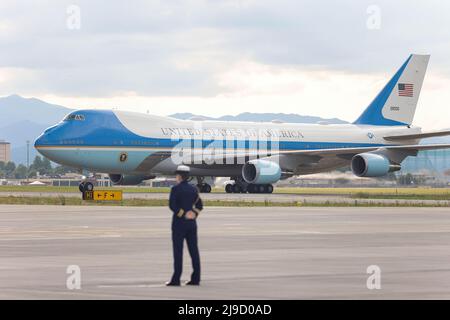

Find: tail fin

[354,54,430,126]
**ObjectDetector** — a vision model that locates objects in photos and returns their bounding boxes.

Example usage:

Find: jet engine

[108,174,155,186]
[351,153,401,177]
[242,159,282,184]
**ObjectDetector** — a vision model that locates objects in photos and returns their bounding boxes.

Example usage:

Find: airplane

[35,54,450,194]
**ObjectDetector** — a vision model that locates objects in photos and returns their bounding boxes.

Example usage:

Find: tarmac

[1,205,450,299]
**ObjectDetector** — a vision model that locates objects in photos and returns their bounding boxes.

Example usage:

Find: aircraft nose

[34,132,50,158]
[34,134,45,148]
[34,124,59,149]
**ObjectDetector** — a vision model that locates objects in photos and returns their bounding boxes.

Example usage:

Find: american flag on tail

[398,83,414,97]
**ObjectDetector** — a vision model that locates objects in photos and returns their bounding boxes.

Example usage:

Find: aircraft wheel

[225,184,233,193]
[232,184,241,193]
[266,184,274,194]
[258,185,266,193]
[78,182,85,193]
[247,184,255,193]
[83,182,94,192]
[198,183,212,193]
[202,183,212,193]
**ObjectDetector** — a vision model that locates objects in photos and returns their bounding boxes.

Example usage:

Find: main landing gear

[196,177,212,193]
[247,184,274,194]
[225,177,274,194]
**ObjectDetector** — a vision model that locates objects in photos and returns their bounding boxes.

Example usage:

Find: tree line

[0,156,77,179]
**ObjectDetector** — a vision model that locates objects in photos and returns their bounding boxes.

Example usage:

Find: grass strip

[0,196,448,207]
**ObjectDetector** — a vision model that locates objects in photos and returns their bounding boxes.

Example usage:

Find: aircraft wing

[137,143,450,172]
[277,143,450,156]
[198,144,450,164]
[272,143,450,173]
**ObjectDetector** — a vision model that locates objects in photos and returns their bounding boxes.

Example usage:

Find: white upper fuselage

[116,110,420,146]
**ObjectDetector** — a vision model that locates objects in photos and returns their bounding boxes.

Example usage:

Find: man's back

[169,181,203,218]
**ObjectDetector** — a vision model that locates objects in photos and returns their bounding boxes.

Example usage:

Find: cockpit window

[64,114,85,121]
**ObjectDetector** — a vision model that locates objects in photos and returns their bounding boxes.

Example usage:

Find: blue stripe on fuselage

[37,141,386,150]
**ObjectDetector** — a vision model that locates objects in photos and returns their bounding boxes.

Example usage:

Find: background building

[0,140,11,163]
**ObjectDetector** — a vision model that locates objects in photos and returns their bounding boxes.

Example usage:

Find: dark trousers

[170,221,201,284]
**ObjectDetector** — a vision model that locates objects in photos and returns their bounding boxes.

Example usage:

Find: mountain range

[0,94,447,164]
[0,95,72,164]
[168,112,347,124]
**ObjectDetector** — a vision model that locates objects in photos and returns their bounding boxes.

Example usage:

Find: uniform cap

[175,165,190,174]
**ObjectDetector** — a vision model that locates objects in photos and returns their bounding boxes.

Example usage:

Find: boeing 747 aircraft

[35,54,450,193]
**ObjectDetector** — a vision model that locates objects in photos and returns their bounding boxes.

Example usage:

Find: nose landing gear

[78,181,94,193]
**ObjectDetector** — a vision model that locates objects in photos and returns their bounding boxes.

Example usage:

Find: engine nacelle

[351,153,400,177]
[108,174,154,186]
[242,159,281,184]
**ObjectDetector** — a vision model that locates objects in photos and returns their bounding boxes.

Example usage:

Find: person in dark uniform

[166,165,203,286]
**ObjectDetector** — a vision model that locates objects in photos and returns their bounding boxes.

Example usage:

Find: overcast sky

[0,0,449,129]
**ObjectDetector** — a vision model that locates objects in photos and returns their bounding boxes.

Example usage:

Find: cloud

[0,0,449,128]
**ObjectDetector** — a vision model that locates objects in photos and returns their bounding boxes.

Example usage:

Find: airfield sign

[82,190,123,201]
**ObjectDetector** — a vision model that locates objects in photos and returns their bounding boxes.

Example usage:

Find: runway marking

[0,236,123,241]
[97,284,166,288]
